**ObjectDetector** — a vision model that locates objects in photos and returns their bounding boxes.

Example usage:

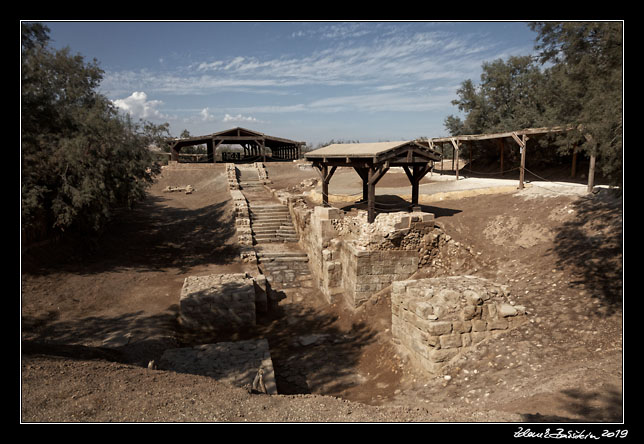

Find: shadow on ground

[550,191,622,315]
[519,387,623,422]
[22,194,239,276]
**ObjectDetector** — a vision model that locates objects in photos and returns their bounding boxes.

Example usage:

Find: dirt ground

[20,162,624,424]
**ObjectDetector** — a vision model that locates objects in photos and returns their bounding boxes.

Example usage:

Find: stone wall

[391,275,528,375]
[179,273,267,332]
[285,202,437,307]
[226,163,255,261]
[340,242,418,307]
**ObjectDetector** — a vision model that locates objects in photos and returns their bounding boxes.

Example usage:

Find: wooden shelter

[167,127,305,163]
[305,140,442,223]
[428,125,597,192]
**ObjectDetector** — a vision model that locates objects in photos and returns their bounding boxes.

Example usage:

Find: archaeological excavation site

[21,128,623,423]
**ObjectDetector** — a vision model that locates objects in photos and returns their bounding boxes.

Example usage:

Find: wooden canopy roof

[305,140,442,222]
[167,127,305,162]
[305,140,441,165]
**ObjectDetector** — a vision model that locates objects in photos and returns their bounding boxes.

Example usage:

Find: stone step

[254,237,299,243]
[252,212,290,217]
[250,214,291,223]
[253,229,297,235]
[259,254,308,261]
[257,251,308,257]
[251,223,289,229]
[250,212,289,217]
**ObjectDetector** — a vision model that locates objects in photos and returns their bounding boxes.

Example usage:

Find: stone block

[471,319,487,332]
[314,206,342,220]
[425,321,452,336]
[471,331,487,344]
[439,333,463,349]
[426,347,459,363]
[487,318,509,330]
[497,303,518,317]
[179,273,257,332]
[452,320,472,333]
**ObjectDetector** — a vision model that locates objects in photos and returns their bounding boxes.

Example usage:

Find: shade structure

[305,140,441,223]
[167,127,306,163]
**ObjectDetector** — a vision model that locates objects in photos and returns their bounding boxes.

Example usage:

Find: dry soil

[21,162,624,424]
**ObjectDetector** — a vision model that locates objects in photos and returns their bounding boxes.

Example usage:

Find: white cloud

[200,107,216,121]
[223,113,259,123]
[112,91,166,119]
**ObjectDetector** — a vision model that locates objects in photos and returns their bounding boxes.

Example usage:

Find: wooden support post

[367,166,376,223]
[450,138,460,180]
[206,140,214,163]
[519,142,526,189]
[353,167,369,203]
[511,133,528,189]
[171,143,179,162]
[403,163,431,207]
[321,164,329,206]
[261,139,266,163]
[587,153,596,193]
[365,164,390,223]
[412,165,420,206]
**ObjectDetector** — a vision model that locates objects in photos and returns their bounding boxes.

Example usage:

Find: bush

[21,23,167,242]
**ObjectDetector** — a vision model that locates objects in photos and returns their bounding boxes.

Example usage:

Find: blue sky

[40,21,540,147]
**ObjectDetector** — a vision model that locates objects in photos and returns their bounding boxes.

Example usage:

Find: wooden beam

[368,164,389,186]
[261,138,266,163]
[353,167,369,202]
[367,167,376,223]
[587,154,596,193]
[451,138,460,180]
[512,133,529,189]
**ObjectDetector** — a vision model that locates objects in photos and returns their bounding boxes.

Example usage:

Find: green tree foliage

[21,23,169,242]
[530,22,622,183]
[444,22,622,184]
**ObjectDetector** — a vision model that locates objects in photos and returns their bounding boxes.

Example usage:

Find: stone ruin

[391,275,527,374]
[164,170,530,395]
[159,339,277,394]
[178,273,268,332]
[286,198,475,308]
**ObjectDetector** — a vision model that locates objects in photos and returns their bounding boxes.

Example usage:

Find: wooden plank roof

[168,127,304,149]
[305,140,441,163]
[429,126,573,143]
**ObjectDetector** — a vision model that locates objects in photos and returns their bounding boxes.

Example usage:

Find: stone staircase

[234,164,314,292]
[238,168,265,190]
[250,204,298,244]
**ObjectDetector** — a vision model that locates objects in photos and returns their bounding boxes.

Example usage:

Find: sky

[39,21,540,147]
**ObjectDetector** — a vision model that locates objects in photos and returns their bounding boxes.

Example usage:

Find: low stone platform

[159,339,277,394]
[179,273,265,332]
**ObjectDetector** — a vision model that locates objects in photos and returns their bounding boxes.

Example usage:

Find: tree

[443,22,622,184]
[21,23,167,242]
[530,21,622,183]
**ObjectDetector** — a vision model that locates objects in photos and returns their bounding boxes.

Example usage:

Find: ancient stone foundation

[282,195,472,308]
[159,339,277,394]
[178,273,267,332]
[391,275,528,374]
